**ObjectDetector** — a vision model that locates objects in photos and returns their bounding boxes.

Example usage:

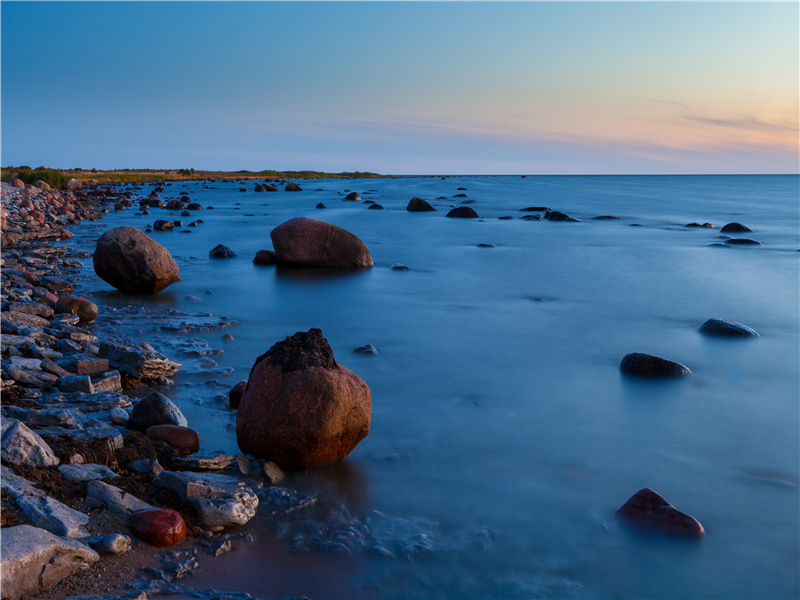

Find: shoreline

[0,179,329,600]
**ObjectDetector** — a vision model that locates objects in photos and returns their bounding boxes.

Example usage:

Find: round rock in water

[130,508,187,547]
[446,206,479,218]
[146,424,201,452]
[406,197,436,212]
[128,391,188,431]
[699,319,759,338]
[236,328,372,470]
[209,244,238,258]
[343,192,361,201]
[93,226,180,294]
[720,222,753,233]
[617,488,704,537]
[619,353,691,378]
[54,295,98,323]
[270,217,373,268]
[253,249,276,265]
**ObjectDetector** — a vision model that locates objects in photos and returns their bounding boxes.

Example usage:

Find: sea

[68,174,799,599]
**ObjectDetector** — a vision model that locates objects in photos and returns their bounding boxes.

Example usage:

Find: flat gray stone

[153,471,258,530]
[92,370,122,393]
[0,465,45,499]
[86,533,132,555]
[58,375,95,394]
[34,423,123,450]
[2,406,86,429]
[1,419,60,467]
[58,463,118,482]
[0,525,99,599]
[16,494,91,539]
[86,480,155,515]
[171,451,234,471]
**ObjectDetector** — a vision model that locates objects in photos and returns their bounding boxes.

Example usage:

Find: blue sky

[1,1,797,174]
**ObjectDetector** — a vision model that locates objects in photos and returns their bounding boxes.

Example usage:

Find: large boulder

[0,525,99,599]
[128,392,188,432]
[270,217,373,268]
[617,488,705,536]
[446,206,479,218]
[407,197,436,212]
[236,329,371,470]
[1,420,60,468]
[93,226,180,294]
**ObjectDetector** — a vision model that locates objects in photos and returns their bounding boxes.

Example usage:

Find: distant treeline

[1,166,383,187]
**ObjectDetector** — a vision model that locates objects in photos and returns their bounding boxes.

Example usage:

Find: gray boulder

[16,495,90,539]
[86,480,155,515]
[0,525,99,600]
[1,419,60,467]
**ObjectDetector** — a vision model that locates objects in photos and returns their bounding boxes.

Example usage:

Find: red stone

[228,380,248,409]
[617,488,705,536]
[130,508,186,546]
[146,424,201,452]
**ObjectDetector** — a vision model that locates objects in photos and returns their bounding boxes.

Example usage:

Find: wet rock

[270,217,373,268]
[316,202,326,209]
[129,392,188,431]
[58,375,95,394]
[109,407,129,426]
[284,182,303,191]
[56,356,109,376]
[368,203,384,210]
[236,328,371,470]
[446,207,479,218]
[698,318,759,338]
[263,461,285,484]
[725,238,761,246]
[390,263,409,271]
[209,244,237,259]
[127,457,164,477]
[344,192,361,201]
[545,210,579,222]
[131,508,187,547]
[172,451,234,471]
[619,353,691,378]
[86,480,155,515]
[153,471,258,530]
[684,222,714,228]
[228,380,248,409]
[1,419,60,467]
[617,488,704,536]
[0,525,99,599]
[720,222,752,233]
[58,463,118,482]
[99,340,180,381]
[406,197,436,212]
[86,533,132,555]
[187,203,203,210]
[146,424,201,452]
[93,226,180,294]
[520,206,551,212]
[152,220,174,231]
[256,487,316,517]
[353,344,378,355]
[16,494,90,539]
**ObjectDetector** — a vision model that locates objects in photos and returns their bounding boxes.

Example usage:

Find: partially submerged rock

[406,197,436,212]
[619,353,691,378]
[446,206,478,219]
[617,488,705,536]
[236,328,371,470]
[699,318,759,338]
[92,226,180,294]
[99,340,180,382]
[270,217,373,268]
[0,524,99,600]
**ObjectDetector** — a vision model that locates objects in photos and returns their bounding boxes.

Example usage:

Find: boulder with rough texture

[284,182,303,191]
[720,222,752,233]
[86,480,155,515]
[16,494,90,539]
[58,463,118,482]
[617,488,705,536]
[0,525,99,600]
[619,353,691,378]
[153,471,258,530]
[10,177,25,188]
[270,217,373,268]
[209,244,237,258]
[343,191,361,201]
[130,508,187,547]
[128,392,188,431]
[1,419,60,467]
[99,340,180,381]
[253,249,276,265]
[86,533,132,555]
[699,318,759,338]
[228,380,248,409]
[93,226,180,294]
[172,451,234,471]
[66,178,82,191]
[446,206,479,218]
[146,424,201,452]
[406,197,436,212]
[236,328,371,469]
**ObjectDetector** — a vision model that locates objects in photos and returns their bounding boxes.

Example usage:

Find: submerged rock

[406,197,436,212]
[619,353,691,378]
[720,222,752,233]
[253,249,276,265]
[617,488,705,536]
[699,318,759,338]
[270,217,373,268]
[209,244,237,258]
[344,192,361,201]
[545,210,579,222]
[53,295,98,323]
[446,206,479,219]
[93,226,180,294]
[236,328,371,469]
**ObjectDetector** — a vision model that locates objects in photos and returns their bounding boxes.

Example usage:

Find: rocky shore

[0,180,323,600]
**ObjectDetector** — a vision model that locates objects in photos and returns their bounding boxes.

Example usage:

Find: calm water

[71,175,798,599]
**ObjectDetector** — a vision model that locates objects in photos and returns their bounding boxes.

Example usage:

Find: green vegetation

[1,166,384,187]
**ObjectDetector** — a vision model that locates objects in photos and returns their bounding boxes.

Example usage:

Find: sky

[1,1,798,175]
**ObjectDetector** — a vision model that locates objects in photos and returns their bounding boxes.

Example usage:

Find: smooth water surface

[71,175,799,599]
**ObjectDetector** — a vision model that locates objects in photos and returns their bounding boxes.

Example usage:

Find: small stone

[87,533,132,555]
[619,353,691,378]
[228,380,247,409]
[58,463,118,482]
[353,344,378,355]
[720,222,752,233]
[209,244,237,258]
[390,263,409,271]
[146,424,201,452]
[58,375,95,394]
[446,206,479,218]
[699,319,759,338]
[222,333,235,342]
[127,457,164,477]
[109,407,130,426]
[263,461,285,484]
[617,488,704,536]
[172,451,234,470]
[235,453,253,476]
[128,391,188,431]
[131,508,187,547]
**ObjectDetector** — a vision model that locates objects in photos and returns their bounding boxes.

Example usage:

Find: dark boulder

[368,203,384,210]
[725,238,761,246]
[166,200,185,210]
[617,488,704,536]
[153,220,174,231]
[545,210,579,222]
[520,206,550,212]
[187,203,203,210]
[619,353,691,378]
[228,380,248,409]
[698,319,759,338]
[128,392,188,432]
[93,227,180,294]
[406,197,436,212]
[344,192,361,201]
[54,295,98,323]
[236,329,371,470]
[285,182,303,192]
[254,184,266,192]
[146,424,201,452]
[720,222,752,233]
[253,249,276,265]
[316,203,326,209]
[270,217,373,268]
[264,184,278,192]
[209,244,237,258]
[446,207,479,219]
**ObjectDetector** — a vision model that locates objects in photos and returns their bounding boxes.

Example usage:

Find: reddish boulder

[54,295,99,323]
[270,217,373,268]
[93,226,180,294]
[146,424,201,452]
[407,197,436,212]
[130,508,187,546]
[236,329,371,470]
[253,249,276,265]
[228,380,248,409]
[617,488,705,536]
[11,178,25,188]
[284,182,303,191]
